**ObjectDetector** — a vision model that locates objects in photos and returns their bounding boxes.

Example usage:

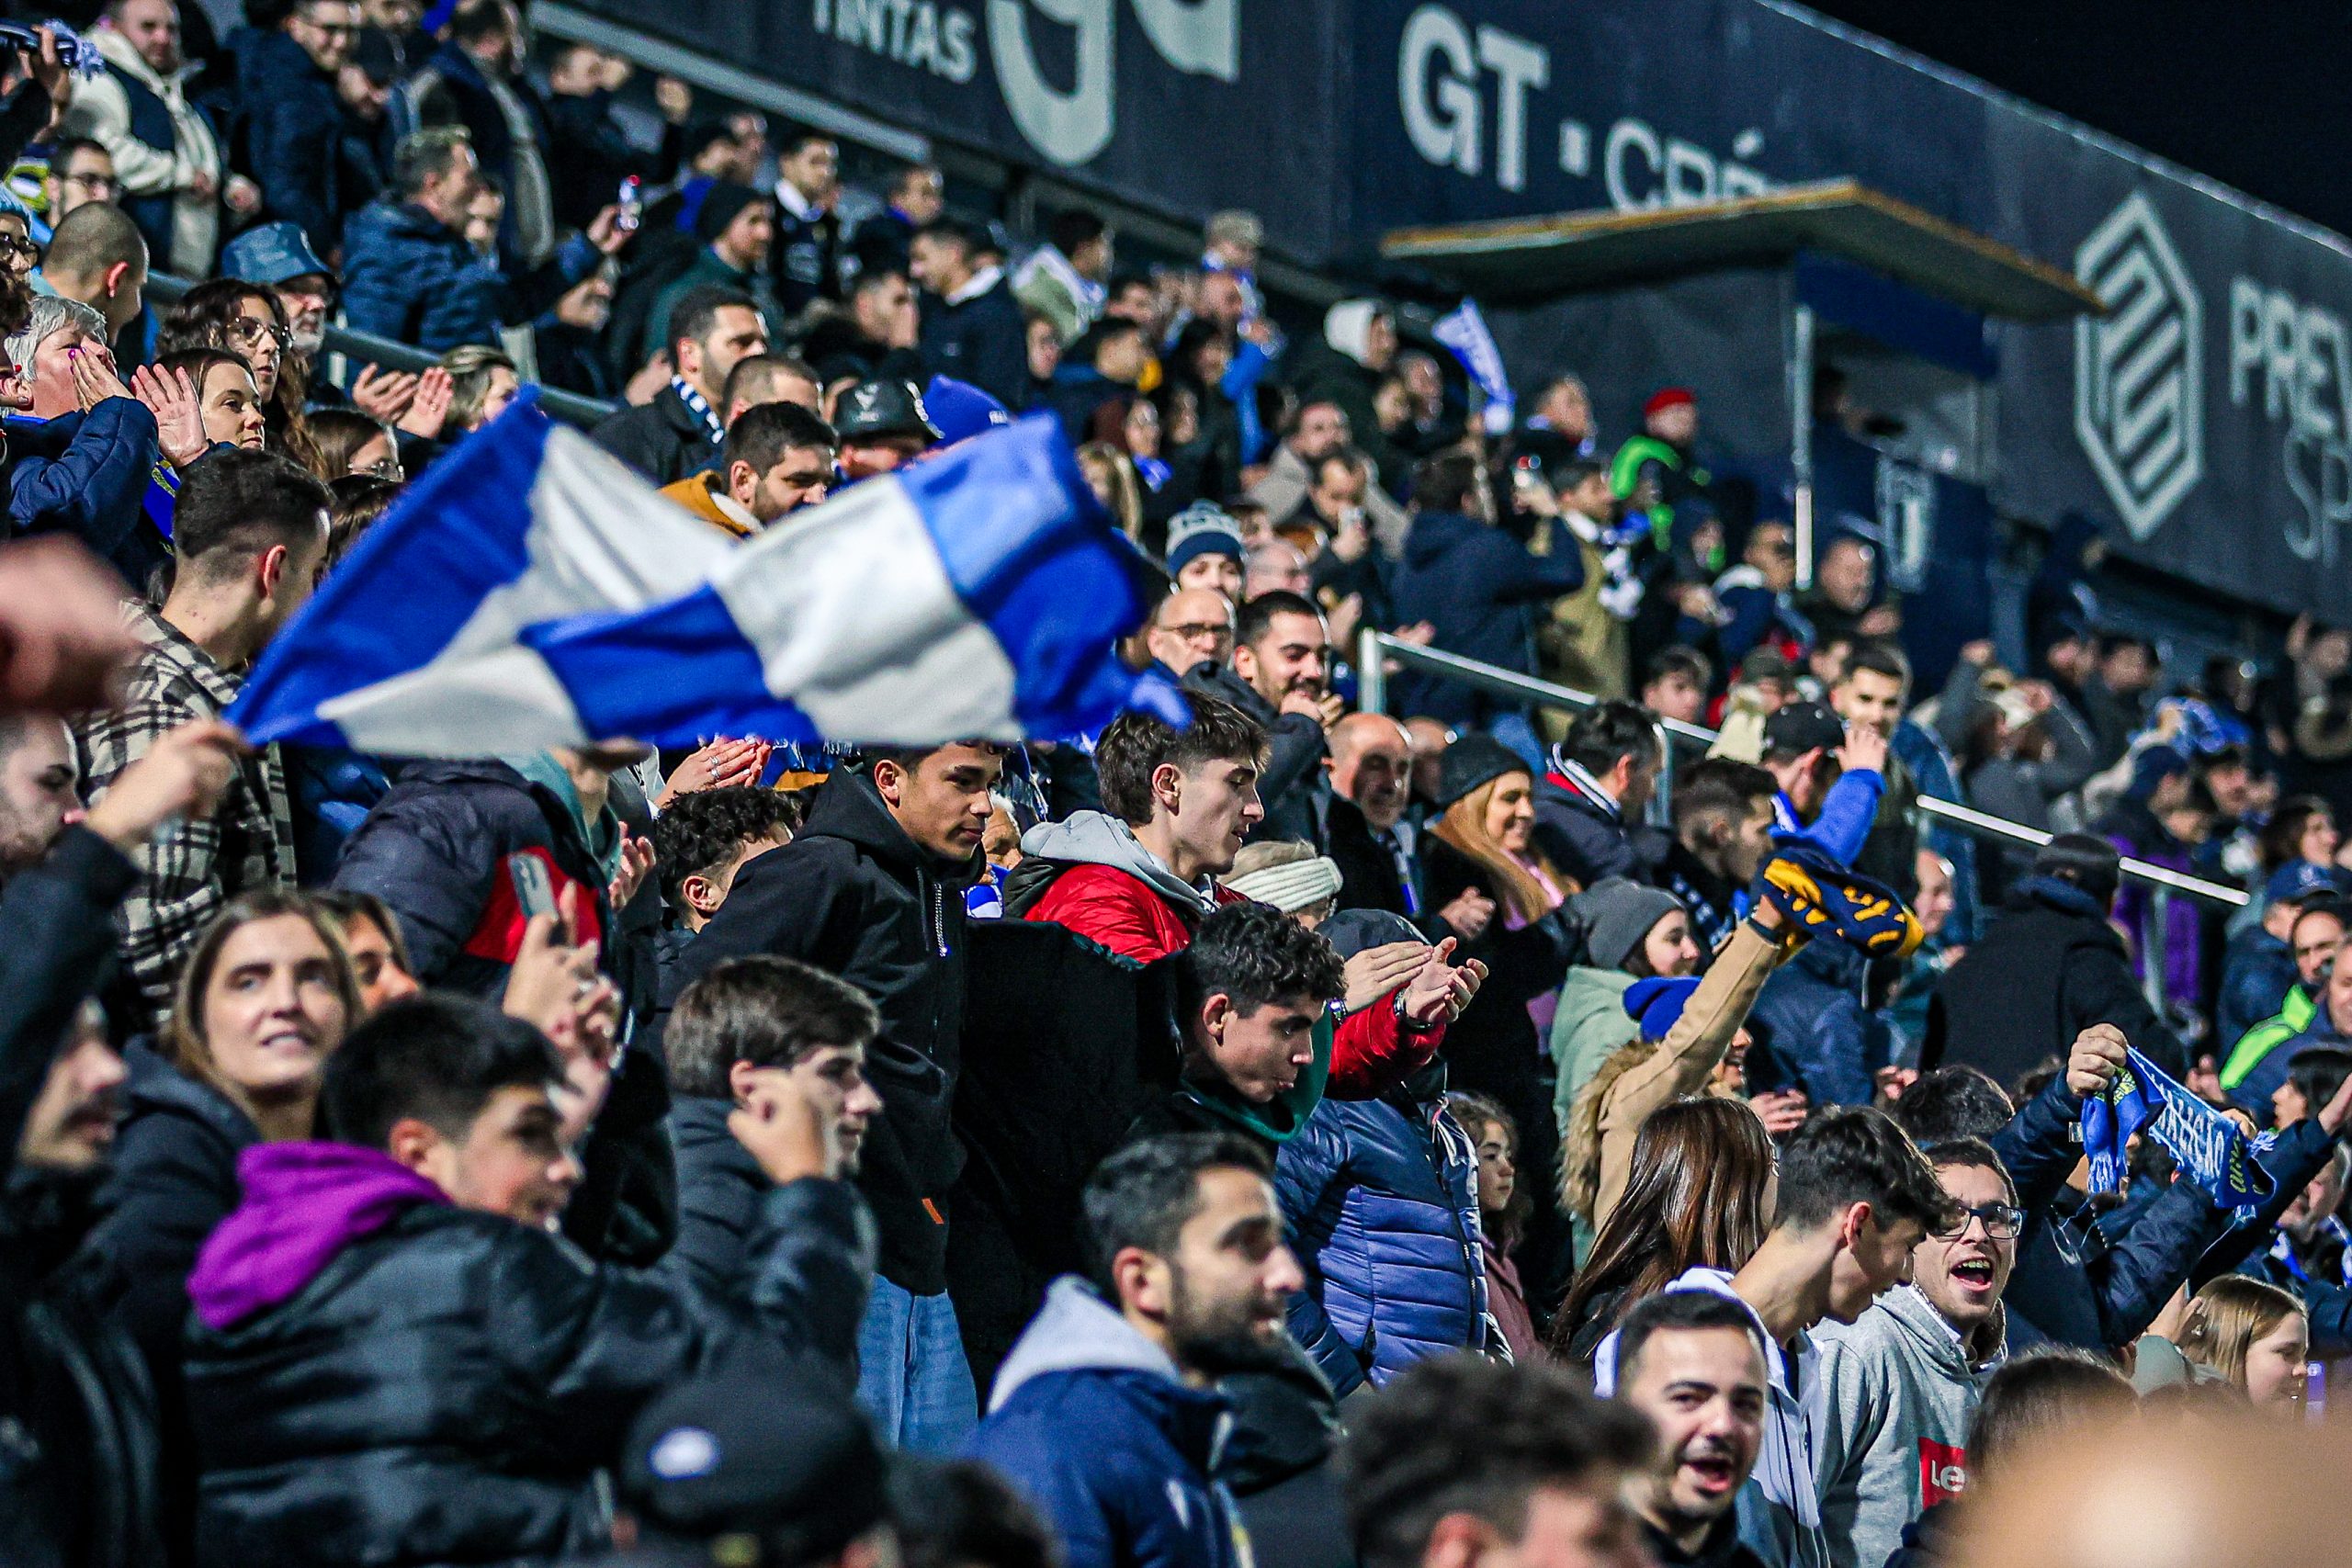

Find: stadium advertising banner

[583,0,2352,616]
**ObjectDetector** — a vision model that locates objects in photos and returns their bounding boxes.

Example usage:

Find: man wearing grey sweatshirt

[1813,1139,2018,1568]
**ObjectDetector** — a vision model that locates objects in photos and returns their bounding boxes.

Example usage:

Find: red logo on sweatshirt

[1918,1438,1968,1506]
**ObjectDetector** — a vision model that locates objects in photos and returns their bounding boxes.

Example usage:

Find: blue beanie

[1623,976,1702,1043]
[1163,502,1245,577]
[923,376,1012,446]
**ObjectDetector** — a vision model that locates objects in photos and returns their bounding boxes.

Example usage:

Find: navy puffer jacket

[1272,1067,1489,1395]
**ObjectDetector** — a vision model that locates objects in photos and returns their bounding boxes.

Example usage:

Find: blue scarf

[2083,1046,2273,1212]
[671,376,723,447]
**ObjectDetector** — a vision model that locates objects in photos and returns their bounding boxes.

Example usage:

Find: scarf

[2082,1045,2273,1212]
[672,376,724,447]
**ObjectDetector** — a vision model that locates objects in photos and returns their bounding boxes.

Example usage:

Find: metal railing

[1356,629,2246,1011]
[144,271,622,432]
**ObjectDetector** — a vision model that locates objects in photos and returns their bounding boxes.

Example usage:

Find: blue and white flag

[1432,299,1514,436]
[231,400,1165,753]
[2082,1046,2274,1212]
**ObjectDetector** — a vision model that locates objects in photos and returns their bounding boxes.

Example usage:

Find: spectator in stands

[720,353,822,423]
[1389,451,1584,762]
[832,376,941,480]
[643,181,785,368]
[1142,583,1235,683]
[5,295,166,591]
[2221,860,2341,1047]
[1642,645,1713,726]
[1015,207,1111,345]
[76,0,236,277]
[1537,698,1661,887]
[1345,1356,1653,1568]
[1275,908,1492,1394]
[1758,698,1884,863]
[647,782,795,980]
[1929,834,2186,1087]
[1551,877,1698,1136]
[1045,315,1149,449]
[2261,955,2352,1128]
[911,217,1026,410]
[40,200,148,344]
[592,285,770,482]
[342,127,621,355]
[2096,746,2211,1010]
[1657,758,1778,953]
[1182,590,1331,845]
[540,41,673,234]
[249,0,361,261]
[156,277,321,467]
[968,1133,1302,1568]
[661,743,1001,1452]
[74,452,327,1017]
[1832,641,1922,897]
[0,719,238,1568]
[660,400,836,537]
[2177,1276,2309,1415]
[306,404,397,477]
[1611,1291,1770,1568]
[435,342,515,435]
[2224,900,2346,1115]
[404,0,555,269]
[1250,398,1408,558]
[2080,632,2159,767]
[44,138,120,224]
[216,221,343,401]
[1162,502,1246,602]
[1420,1124,1528,1372]
[1815,1139,2018,1568]
[661,955,880,1381]
[182,991,848,1566]
[1798,530,1897,647]
[1592,1109,1953,1568]
[153,345,264,453]
[1610,388,1710,546]
[1709,519,1806,668]
[802,265,925,386]
[849,161,942,278]
[1327,710,1466,926]
[771,131,843,316]
[1289,299,1400,493]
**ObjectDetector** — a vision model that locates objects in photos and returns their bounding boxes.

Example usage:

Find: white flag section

[1432,299,1516,435]
[230,399,1165,753]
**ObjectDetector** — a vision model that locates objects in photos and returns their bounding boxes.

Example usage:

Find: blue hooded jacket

[1388,509,1583,727]
[967,1279,1249,1568]
[1272,1069,1489,1397]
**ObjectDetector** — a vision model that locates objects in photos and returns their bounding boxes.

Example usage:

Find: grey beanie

[1575,877,1687,973]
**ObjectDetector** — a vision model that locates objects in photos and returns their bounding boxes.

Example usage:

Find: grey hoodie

[1020,811,1219,916]
[1811,1284,2005,1568]
[989,1276,1189,1411]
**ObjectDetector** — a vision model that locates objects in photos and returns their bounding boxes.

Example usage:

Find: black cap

[1762,699,1847,759]
[834,378,941,442]
[1432,733,1530,810]
[1318,907,1426,958]
[620,1369,888,1559]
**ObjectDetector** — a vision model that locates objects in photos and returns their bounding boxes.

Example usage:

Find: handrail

[144,271,622,432]
[1357,627,2248,911]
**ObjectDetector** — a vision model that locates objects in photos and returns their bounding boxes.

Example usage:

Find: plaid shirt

[74,604,297,1022]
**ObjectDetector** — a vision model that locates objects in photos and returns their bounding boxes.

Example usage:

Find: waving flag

[2082,1046,2273,1212]
[230,399,1163,753]
[1432,299,1514,435]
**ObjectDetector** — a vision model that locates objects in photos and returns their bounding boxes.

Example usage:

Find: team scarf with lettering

[671,377,724,447]
[2082,1046,2274,1212]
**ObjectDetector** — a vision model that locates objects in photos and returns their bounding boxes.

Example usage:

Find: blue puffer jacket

[6,400,164,590]
[967,1279,1248,1568]
[1272,1068,1488,1397]
[340,198,600,353]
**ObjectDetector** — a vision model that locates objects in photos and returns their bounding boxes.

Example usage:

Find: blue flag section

[228,400,1166,754]
[2082,1047,2274,1212]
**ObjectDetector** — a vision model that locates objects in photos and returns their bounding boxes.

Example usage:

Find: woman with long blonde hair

[2178,1275,2309,1414]
[1417,733,1580,1282]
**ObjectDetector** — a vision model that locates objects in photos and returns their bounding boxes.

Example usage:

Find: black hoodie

[654,769,978,1294]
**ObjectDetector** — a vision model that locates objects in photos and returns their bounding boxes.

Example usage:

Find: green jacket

[1551,966,1639,1142]
[2221,984,2317,1089]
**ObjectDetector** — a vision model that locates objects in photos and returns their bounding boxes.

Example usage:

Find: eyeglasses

[1159,622,1233,644]
[1931,1202,2024,1241]
[226,316,289,351]
[0,235,38,263]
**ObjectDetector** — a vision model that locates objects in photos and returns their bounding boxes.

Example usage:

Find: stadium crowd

[2,4,2352,1568]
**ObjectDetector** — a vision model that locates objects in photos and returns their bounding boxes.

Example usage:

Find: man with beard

[0,716,82,875]
[1182,590,1336,846]
[1813,1141,2018,1568]
[1612,1291,1771,1568]
[966,1133,1305,1568]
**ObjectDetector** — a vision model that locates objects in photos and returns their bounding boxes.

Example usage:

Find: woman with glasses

[156,277,322,471]
[1813,1137,2022,1568]
[305,406,402,482]
[0,206,37,281]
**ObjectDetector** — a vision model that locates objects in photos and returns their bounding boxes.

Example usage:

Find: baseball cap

[833,378,940,443]
[2267,860,2343,907]
[220,221,333,288]
[923,375,1012,446]
[1762,700,1846,759]
[620,1370,888,1559]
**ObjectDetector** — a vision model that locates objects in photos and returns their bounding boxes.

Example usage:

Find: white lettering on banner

[1600,114,1775,211]
[2228,275,2352,566]
[814,0,979,82]
[1400,6,1480,175]
[2073,192,2204,540]
[985,0,1235,166]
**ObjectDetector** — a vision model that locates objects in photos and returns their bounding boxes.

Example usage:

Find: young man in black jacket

[662,954,882,1387]
[183,992,854,1568]
[657,743,1001,1452]
[1536,697,1662,888]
